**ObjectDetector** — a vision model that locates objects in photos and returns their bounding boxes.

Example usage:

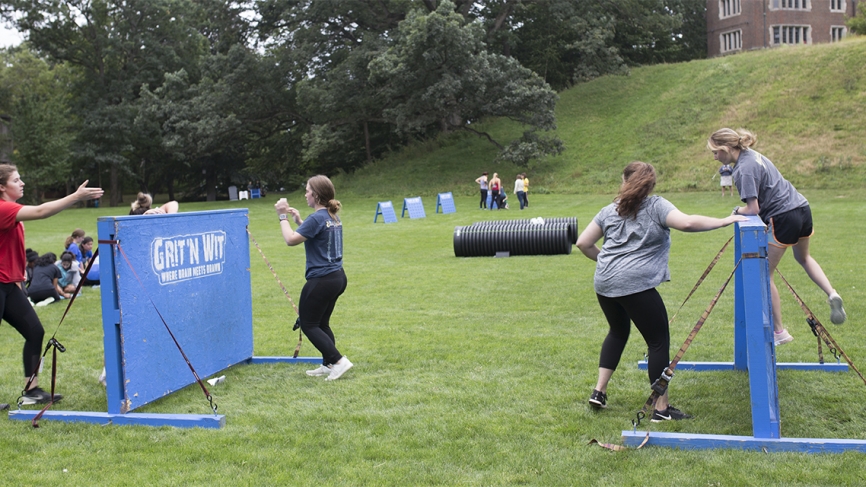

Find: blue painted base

[7,358,322,429]
[636,360,848,372]
[248,356,322,364]
[622,430,866,453]
[8,410,225,429]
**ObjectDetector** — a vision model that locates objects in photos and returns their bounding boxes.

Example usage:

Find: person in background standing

[488,173,501,210]
[475,172,488,209]
[523,173,530,207]
[719,163,734,197]
[514,173,527,210]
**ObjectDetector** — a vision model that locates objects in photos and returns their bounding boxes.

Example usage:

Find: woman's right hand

[287,207,302,225]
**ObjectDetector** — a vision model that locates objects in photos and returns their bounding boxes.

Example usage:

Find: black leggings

[1,282,45,378]
[299,269,347,366]
[28,287,61,305]
[596,288,670,385]
[479,189,488,208]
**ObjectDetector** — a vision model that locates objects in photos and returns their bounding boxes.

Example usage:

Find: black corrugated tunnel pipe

[453,221,574,257]
[468,217,578,244]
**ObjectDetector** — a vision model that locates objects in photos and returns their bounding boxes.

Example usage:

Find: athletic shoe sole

[829,294,847,325]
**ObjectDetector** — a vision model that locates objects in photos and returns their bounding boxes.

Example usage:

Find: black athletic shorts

[768,205,813,247]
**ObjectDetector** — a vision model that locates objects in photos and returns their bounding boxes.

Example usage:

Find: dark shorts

[768,205,813,247]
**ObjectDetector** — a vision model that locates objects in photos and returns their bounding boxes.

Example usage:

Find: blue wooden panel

[401,197,426,218]
[9,410,225,429]
[98,209,253,413]
[622,431,866,453]
[374,201,398,223]
[436,192,456,214]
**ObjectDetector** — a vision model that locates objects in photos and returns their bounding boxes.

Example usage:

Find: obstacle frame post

[626,217,866,452]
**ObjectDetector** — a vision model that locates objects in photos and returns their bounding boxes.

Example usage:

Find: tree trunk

[206,166,217,202]
[110,163,120,207]
[364,121,372,163]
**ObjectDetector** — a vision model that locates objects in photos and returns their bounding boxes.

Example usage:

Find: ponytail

[616,161,656,220]
[65,229,85,249]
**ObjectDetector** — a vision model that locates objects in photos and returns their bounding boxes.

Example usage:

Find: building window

[830,0,845,11]
[770,0,811,9]
[720,30,743,53]
[772,25,811,45]
[831,26,846,42]
[720,0,741,18]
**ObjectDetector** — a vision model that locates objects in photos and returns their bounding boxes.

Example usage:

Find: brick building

[707,0,859,57]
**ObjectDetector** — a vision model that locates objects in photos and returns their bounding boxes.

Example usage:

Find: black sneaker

[588,389,607,409]
[0,403,9,411]
[20,387,63,405]
[651,405,692,422]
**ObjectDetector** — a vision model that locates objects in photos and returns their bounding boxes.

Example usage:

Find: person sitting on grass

[55,251,80,295]
[28,252,73,306]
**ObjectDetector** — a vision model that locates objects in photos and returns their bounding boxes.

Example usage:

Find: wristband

[732,206,739,215]
[279,214,288,222]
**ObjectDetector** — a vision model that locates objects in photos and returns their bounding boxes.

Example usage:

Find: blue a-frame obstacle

[10,209,319,429]
[626,216,866,452]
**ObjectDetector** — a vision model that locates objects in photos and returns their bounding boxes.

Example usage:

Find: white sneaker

[774,329,793,346]
[828,292,847,325]
[325,357,353,381]
[35,297,55,307]
[306,365,332,377]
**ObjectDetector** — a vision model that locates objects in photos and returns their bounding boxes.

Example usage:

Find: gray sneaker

[306,365,332,377]
[828,293,847,325]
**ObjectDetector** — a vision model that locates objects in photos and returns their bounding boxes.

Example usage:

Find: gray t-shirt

[592,195,676,298]
[733,148,808,222]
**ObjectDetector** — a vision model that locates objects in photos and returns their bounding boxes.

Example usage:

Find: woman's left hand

[274,198,290,215]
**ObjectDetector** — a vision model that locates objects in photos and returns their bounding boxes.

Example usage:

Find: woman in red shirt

[0,164,102,407]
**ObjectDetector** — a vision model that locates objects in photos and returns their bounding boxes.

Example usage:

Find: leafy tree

[4,0,208,205]
[139,45,294,201]
[0,47,77,204]
[488,0,625,90]
[369,1,562,165]
[848,2,866,35]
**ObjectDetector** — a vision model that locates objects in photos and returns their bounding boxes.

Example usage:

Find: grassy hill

[332,36,866,198]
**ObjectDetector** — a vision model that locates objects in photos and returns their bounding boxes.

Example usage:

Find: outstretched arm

[666,209,747,232]
[15,181,103,222]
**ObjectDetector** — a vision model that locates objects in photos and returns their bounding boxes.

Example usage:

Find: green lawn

[2,191,865,485]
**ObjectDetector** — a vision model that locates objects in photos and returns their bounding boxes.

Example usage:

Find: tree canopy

[0,0,707,203]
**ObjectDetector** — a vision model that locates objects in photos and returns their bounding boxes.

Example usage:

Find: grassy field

[2,190,865,486]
